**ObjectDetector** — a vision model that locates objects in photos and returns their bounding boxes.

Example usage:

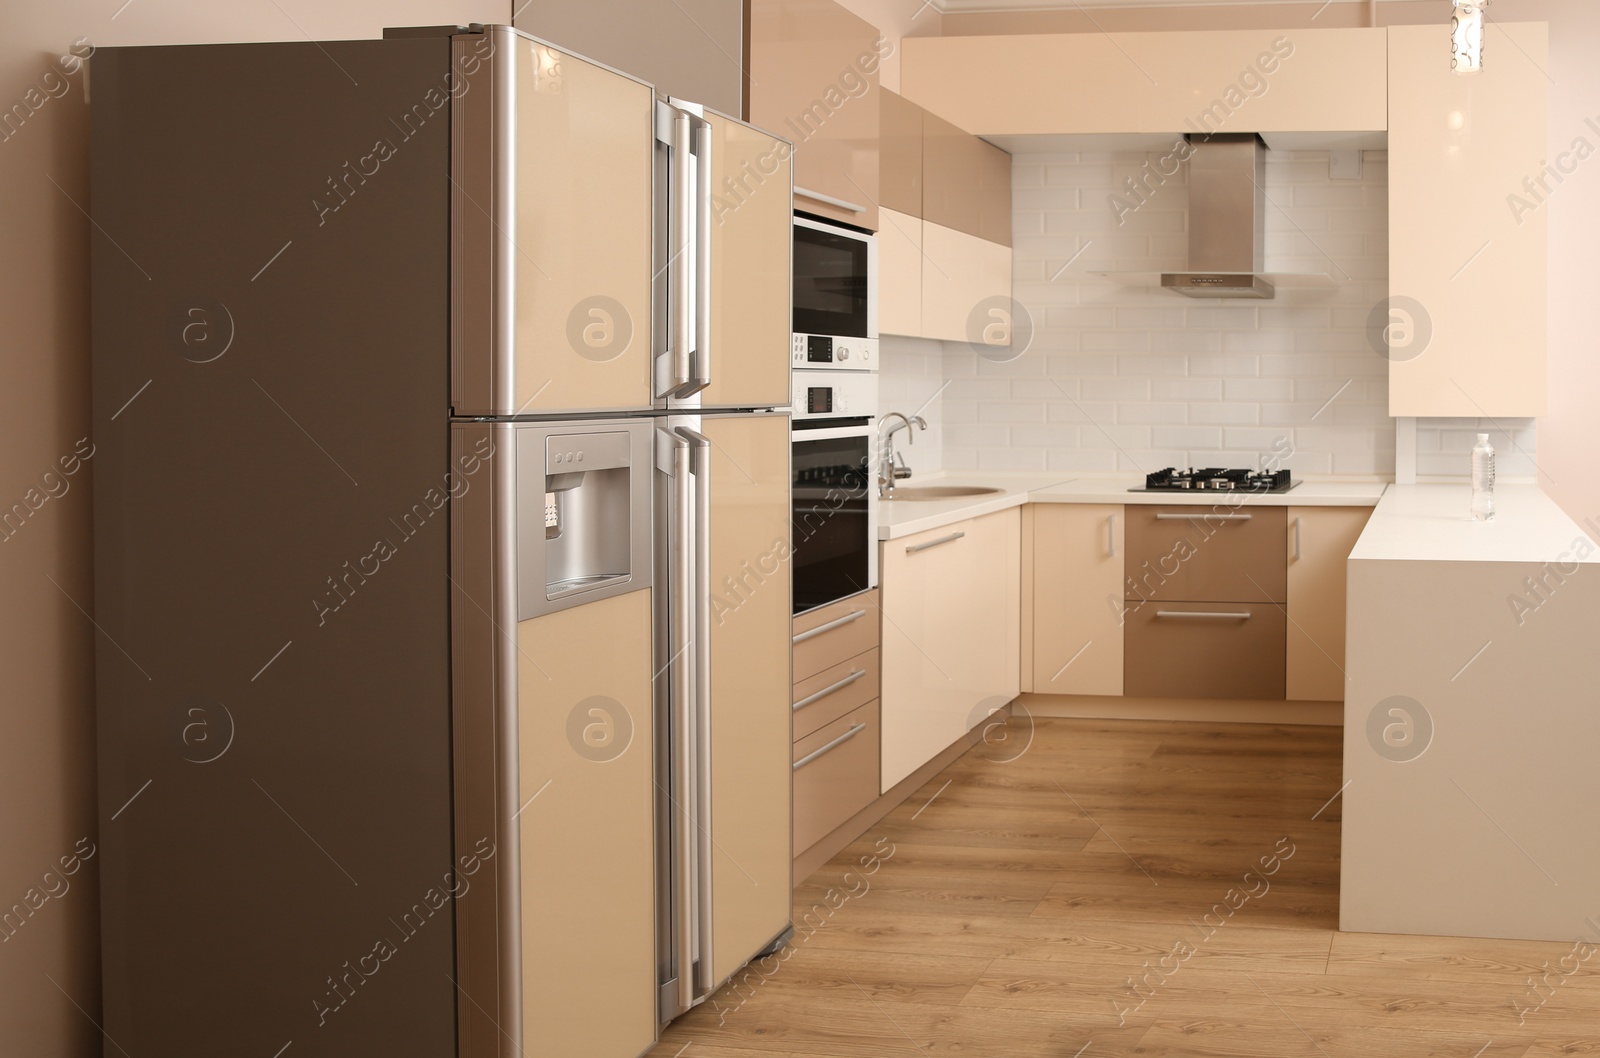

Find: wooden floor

[650,717,1600,1057]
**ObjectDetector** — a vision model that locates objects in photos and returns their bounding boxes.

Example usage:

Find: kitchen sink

[882,485,1005,501]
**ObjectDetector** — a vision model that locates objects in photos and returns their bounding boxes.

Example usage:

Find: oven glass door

[793,222,869,339]
[791,429,873,614]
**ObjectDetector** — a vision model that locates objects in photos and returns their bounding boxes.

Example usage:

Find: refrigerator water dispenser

[518,422,652,619]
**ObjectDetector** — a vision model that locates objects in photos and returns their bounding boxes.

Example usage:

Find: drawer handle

[1155,610,1253,620]
[793,669,868,711]
[793,723,867,770]
[795,186,867,214]
[906,531,966,554]
[1292,516,1302,562]
[793,608,867,644]
[1155,513,1253,521]
[1108,513,1118,558]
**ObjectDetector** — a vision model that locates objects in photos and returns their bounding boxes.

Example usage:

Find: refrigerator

[89,24,793,1058]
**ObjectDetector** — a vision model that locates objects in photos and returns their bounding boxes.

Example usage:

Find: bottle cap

[1477,433,1489,443]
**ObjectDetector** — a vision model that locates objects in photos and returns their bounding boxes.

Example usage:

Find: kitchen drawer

[1124,601,1286,700]
[1124,505,1287,604]
[793,648,879,742]
[792,701,880,855]
[793,589,879,682]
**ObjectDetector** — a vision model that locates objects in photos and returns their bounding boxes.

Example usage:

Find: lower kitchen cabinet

[1123,601,1287,700]
[1285,506,1371,701]
[792,701,880,853]
[1030,504,1124,695]
[880,508,1020,791]
[792,590,881,857]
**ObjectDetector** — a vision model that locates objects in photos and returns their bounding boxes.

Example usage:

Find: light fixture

[1451,1,1489,73]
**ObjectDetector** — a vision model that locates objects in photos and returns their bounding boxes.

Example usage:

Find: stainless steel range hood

[1161,134,1274,299]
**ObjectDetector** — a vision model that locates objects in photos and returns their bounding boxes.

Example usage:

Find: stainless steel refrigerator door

[451,421,659,1058]
[453,26,656,417]
[656,103,794,412]
[655,413,793,1019]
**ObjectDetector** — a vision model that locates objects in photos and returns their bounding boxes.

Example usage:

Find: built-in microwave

[792,214,878,371]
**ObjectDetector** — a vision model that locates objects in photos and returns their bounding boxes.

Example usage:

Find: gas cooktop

[1130,467,1298,493]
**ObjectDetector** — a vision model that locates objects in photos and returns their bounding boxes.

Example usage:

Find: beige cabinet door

[878,88,922,217]
[454,29,656,417]
[921,221,1013,344]
[701,413,793,985]
[697,110,794,411]
[1387,23,1548,417]
[877,207,922,337]
[923,109,1012,247]
[748,0,882,231]
[880,509,1020,792]
[516,589,657,1057]
[1032,504,1125,696]
[1286,506,1371,701]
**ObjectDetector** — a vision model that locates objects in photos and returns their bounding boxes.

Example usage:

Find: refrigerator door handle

[689,117,713,393]
[677,425,715,995]
[662,106,694,399]
[658,426,697,1012]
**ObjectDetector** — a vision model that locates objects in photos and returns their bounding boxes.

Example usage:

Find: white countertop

[1348,483,1599,564]
[877,473,1389,540]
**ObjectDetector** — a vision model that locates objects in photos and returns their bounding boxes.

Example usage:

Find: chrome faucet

[878,412,927,498]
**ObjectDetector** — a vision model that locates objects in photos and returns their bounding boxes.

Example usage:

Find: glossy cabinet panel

[1032,504,1125,696]
[880,509,1020,792]
[1387,23,1548,416]
[920,221,1013,344]
[878,88,923,217]
[1123,504,1288,605]
[792,701,881,854]
[1286,506,1370,701]
[1124,600,1287,700]
[749,0,884,231]
[923,109,1012,247]
[876,207,923,338]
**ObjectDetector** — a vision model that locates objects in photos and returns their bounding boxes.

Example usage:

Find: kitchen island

[1343,484,1600,942]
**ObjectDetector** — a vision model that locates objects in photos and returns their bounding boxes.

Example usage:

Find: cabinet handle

[793,723,867,770]
[1108,513,1117,558]
[906,531,965,554]
[793,608,867,644]
[1155,610,1253,620]
[793,669,867,711]
[1155,512,1253,521]
[794,186,866,214]
[1292,516,1302,562]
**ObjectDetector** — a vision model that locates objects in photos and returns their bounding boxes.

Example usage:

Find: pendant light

[1451,1,1488,73]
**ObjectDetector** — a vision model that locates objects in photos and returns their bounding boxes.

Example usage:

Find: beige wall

[941,0,1600,526]
[0,4,504,1054]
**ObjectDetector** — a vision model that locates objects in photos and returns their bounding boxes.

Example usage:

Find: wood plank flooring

[647,717,1600,1057]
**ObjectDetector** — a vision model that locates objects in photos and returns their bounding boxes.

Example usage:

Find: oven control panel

[790,369,878,423]
[792,333,878,370]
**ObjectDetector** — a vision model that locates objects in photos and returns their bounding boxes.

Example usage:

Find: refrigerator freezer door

[700,414,795,984]
[661,105,794,411]
[516,589,659,1057]
[453,26,655,417]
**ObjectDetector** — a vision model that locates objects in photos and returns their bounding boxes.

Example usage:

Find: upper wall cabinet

[923,109,1012,247]
[1386,23,1548,417]
[749,0,884,231]
[876,88,1013,342]
[514,0,744,117]
[899,29,1387,139]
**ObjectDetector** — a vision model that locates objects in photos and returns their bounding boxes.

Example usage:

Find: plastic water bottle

[1470,433,1496,522]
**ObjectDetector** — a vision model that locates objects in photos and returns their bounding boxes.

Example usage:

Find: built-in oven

[792,214,878,371]
[791,370,878,615]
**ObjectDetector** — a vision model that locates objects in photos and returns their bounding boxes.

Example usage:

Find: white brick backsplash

[874,148,1535,480]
